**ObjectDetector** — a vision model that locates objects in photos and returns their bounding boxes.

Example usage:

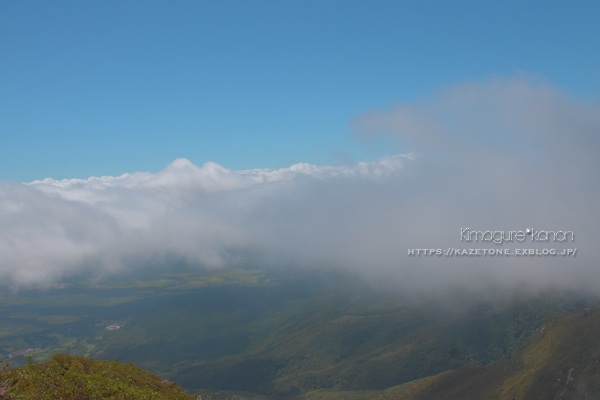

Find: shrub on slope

[0,353,196,400]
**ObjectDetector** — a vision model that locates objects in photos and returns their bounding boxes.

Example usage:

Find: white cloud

[350,75,600,297]
[1,76,599,300]
[1,155,413,286]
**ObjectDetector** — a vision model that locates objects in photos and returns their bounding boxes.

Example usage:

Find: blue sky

[1,0,598,181]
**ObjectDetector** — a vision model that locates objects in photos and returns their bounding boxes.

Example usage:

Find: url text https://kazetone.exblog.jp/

[407,248,577,257]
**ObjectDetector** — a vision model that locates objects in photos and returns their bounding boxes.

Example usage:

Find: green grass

[47,333,78,347]
[39,315,80,325]
[0,295,139,308]
[0,354,196,399]
[0,321,43,339]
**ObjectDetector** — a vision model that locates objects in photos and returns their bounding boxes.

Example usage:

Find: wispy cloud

[351,75,600,297]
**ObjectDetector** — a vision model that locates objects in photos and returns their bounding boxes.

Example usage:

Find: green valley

[0,267,595,399]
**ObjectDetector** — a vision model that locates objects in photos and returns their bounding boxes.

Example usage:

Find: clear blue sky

[1,0,598,181]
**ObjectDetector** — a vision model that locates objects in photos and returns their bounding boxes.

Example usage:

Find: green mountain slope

[0,353,196,399]
[171,285,586,397]
[366,305,600,400]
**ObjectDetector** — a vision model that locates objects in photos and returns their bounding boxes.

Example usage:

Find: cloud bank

[1,76,599,298]
[0,155,413,286]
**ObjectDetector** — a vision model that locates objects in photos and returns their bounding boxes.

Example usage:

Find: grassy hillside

[0,353,195,399]
[361,305,600,400]
[210,304,600,400]
[166,281,587,397]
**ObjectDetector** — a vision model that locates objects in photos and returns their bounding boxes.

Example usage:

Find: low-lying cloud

[1,75,599,298]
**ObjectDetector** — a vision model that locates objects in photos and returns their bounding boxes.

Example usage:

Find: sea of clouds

[1,76,599,298]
